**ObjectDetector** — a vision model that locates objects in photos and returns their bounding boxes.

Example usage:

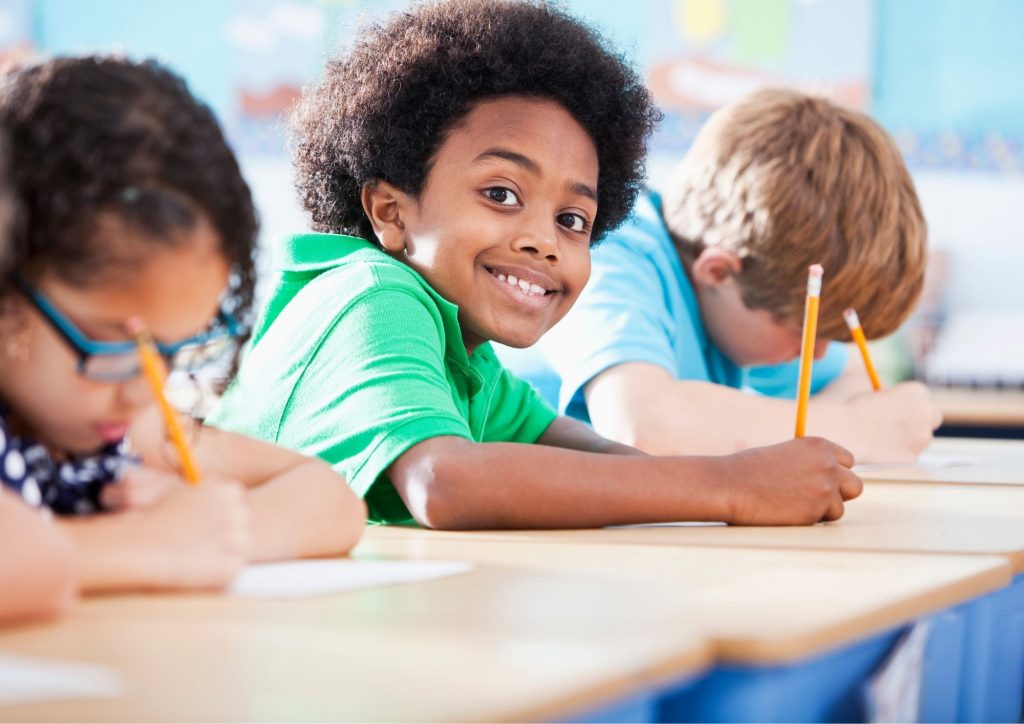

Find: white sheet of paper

[229,558,473,599]
[916,451,982,468]
[856,451,982,473]
[0,652,124,706]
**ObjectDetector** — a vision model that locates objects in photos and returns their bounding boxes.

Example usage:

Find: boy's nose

[511,225,560,262]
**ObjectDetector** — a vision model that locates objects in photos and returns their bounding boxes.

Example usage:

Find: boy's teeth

[494,270,549,296]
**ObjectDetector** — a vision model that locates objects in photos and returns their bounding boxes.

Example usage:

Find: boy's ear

[690,247,742,288]
[361,181,410,253]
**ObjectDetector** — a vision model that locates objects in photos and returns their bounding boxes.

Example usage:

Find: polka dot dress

[0,408,136,515]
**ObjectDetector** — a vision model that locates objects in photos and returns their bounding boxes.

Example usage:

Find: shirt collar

[278,232,485,395]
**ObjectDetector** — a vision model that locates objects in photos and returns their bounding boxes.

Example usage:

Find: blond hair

[662,88,926,340]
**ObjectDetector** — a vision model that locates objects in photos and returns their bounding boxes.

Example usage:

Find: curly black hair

[0,133,13,280]
[292,0,661,244]
[0,56,258,332]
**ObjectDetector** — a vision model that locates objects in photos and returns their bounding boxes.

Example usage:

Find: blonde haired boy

[500,88,940,463]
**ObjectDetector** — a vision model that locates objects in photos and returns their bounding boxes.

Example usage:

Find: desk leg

[957,574,1024,723]
[916,606,967,722]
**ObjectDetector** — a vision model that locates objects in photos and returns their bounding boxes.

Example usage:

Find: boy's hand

[721,437,862,526]
[845,381,942,464]
[129,479,251,590]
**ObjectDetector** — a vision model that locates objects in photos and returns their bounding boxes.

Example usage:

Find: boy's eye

[484,187,520,206]
[557,213,589,233]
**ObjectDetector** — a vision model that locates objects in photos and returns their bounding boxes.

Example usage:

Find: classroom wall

[1,0,1021,316]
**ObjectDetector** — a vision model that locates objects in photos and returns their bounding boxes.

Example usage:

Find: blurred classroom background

[2,0,1022,397]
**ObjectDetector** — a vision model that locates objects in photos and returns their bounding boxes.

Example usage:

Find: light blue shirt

[496,191,848,423]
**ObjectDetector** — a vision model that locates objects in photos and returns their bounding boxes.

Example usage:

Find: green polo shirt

[208,233,558,525]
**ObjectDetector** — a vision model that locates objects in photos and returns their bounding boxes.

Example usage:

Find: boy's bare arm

[535,415,645,456]
[386,432,861,530]
[584,362,941,464]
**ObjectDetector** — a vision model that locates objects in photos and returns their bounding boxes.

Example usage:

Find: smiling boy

[210,0,862,529]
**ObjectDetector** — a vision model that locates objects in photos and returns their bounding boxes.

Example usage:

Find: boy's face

[693,251,830,367]
[380,96,598,351]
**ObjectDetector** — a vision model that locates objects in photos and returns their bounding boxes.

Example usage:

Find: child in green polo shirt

[211,0,862,529]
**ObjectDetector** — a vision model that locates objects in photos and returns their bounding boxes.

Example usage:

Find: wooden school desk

[366,526,1010,722]
[411,481,1024,722]
[858,436,1024,485]
[0,555,710,723]
[931,387,1024,438]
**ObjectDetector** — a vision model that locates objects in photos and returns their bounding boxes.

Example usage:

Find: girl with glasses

[0,56,365,598]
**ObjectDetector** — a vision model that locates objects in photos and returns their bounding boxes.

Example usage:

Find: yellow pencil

[794,264,823,438]
[843,308,882,391]
[126,316,202,485]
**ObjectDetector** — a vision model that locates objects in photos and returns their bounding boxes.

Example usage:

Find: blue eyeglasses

[17,278,240,382]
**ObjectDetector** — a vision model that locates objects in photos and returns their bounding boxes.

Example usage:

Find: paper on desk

[856,451,980,473]
[229,558,473,599]
[0,652,124,706]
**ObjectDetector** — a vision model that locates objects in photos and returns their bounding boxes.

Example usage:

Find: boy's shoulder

[276,231,435,302]
[596,190,675,260]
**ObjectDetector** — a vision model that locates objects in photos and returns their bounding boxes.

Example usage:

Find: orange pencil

[127,316,202,485]
[843,308,882,391]
[794,264,823,438]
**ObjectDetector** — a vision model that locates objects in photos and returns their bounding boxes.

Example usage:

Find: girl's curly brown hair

[0,56,258,333]
[292,0,661,244]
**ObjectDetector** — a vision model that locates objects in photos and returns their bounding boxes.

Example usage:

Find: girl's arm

[386,430,862,530]
[0,492,77,622]
[129,407,365,561]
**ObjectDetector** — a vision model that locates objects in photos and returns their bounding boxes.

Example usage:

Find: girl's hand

[100,466,179,510]
[126,479,251,590]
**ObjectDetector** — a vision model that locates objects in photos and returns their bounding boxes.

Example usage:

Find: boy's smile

[364,96,599,353]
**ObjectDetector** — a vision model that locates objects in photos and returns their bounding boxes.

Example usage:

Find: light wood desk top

[858,436,1024,485]
[931,386,1024,427]
[390,482,1024,572]
[0,552,710,723]
[362,528,1009,664]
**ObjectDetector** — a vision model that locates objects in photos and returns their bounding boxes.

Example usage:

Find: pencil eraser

[808,264,824,278]
[124,316,146,335]
[843,308,860,329]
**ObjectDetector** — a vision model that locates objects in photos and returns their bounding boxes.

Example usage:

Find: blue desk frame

[570,575,1024,723]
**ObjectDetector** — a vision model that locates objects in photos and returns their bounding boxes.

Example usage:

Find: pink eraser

[124,316,146,335]
[809,264,824,278]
